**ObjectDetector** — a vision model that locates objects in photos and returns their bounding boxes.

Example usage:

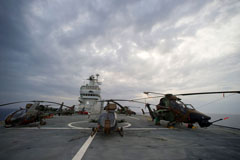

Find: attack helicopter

[57,103,75,115]
[91,100,126,136]
[0,100,74,127]
[77,107,89,115]
[96,91,240,129]
[116,105,137,116]
[143,91,240,128]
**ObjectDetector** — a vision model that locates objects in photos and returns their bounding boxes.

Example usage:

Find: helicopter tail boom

[145,104,155,121]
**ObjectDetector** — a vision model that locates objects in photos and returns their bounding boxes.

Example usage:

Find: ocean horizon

[0,108,17,121]
[208,113,240,129]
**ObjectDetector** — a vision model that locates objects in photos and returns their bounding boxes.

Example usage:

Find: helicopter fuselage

[146,97,212,127]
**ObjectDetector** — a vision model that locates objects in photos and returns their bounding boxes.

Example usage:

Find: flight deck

[0,114,240,160]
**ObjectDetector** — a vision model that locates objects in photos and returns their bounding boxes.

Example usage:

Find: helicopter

[143,91,240,128]
[0,100,74,127]
[91,100,125,136]
[57,102,75,116]
[77,107,89,115]
[116,105,137,116]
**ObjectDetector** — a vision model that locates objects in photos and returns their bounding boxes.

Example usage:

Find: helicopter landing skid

[187,123,197,129]
[167,121,176,128]
[117,127,124,137]
[91,127,97,136]
[91,126,124,137]
[40,120,46,125]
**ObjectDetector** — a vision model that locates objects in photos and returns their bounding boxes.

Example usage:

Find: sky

[0,0,240,114]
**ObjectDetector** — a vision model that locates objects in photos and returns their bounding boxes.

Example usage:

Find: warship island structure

[77,74,104,117]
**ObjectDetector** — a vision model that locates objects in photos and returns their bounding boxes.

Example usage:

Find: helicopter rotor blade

[0,100,72,108]
[98,99,156,106]
[131,95,164,101]
[175,91,240,96]
[110,100,125,109]
[143,92,165,95]
[143,91,240,96]
[0,101,31,107]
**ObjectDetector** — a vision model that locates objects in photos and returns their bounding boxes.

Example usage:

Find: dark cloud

[0,0,239,113]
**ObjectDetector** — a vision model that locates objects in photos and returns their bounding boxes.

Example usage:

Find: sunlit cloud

[0,0,239,113]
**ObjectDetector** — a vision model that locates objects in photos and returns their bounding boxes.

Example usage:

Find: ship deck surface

[0,114,240,160]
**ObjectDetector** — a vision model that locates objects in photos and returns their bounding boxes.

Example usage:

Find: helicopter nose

[201,115,211,120]
[189,113,212,127]
[190,113,211,122]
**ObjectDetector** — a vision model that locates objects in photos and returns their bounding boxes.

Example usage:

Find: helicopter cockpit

[184,104,195,110]
[169,100,186,113]
[11,109,26,121]
[159,95,196,114]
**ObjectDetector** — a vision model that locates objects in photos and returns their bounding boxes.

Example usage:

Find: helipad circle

[68,121,131,129]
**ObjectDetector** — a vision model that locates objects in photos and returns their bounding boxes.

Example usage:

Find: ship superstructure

[78,74,103,115]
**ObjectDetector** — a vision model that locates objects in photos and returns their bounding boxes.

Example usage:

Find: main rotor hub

[165,94,181,100]
[105,103,117,111]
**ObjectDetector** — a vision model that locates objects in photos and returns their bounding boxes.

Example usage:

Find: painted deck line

[127,116,140,120]
[6,127,173,130]
[7,127,91,130]
[68,121,91,130]
[72,134,96,160]
[68,121,132,129]
[122,122,131,128]
[125,127,174,130]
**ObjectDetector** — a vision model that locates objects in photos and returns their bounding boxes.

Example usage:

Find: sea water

[0,108,17,121]
[208,113,240,129]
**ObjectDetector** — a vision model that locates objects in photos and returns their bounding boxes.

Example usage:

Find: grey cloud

[0,0,239,113]
[0,1,32,52]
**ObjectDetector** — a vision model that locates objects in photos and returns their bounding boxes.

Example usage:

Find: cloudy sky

[0,0,240,114]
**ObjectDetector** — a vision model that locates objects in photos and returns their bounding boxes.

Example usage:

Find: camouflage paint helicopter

[57,102,75,116]
[116,105,137,116]
[143,91,240,128]
[0,100,74,127]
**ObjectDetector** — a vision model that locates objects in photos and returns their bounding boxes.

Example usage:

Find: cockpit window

[185,104,195,109]
[159,98,167,106]
[170,100,186,113]
[12,109,26,120]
